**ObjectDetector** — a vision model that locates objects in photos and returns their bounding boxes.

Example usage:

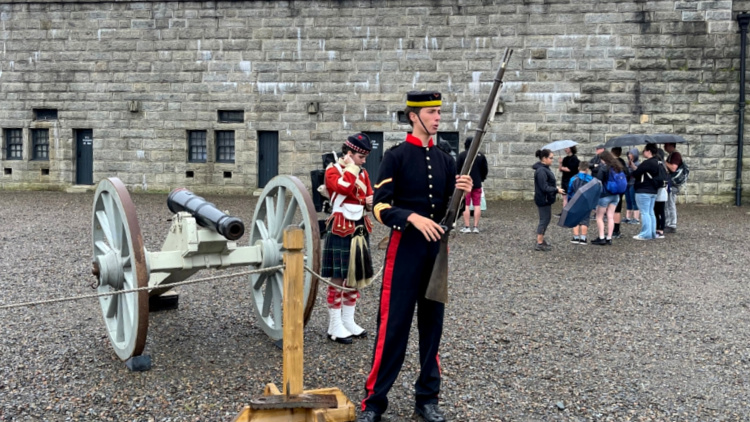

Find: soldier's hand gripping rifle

[425,48,513,304]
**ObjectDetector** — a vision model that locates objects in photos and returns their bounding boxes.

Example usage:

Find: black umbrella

[604,133,687,148]
[558,179,602,229]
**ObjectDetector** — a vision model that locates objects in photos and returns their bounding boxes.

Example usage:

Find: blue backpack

[606,168,628,194]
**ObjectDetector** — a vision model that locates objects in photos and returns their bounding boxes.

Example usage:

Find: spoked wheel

[249,175,321,340]
[92,177,149,361]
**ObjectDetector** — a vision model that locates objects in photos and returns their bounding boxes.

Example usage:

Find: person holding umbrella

[559,146,579,209]
[566,161,593,244]
[533,149,565,251]
[631,143,661,240]
[664,142,683,233]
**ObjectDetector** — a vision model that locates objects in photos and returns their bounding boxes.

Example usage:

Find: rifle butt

[425,238,449,304]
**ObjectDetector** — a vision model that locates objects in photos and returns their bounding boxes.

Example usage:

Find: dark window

[216,131,235,163]
[397,111,409,124]
[5,129,23,160]
[32,129,49,160]
[437,132,460,159]
[218,110,244,123]
[34,109,58,121]
[188,131,207,163]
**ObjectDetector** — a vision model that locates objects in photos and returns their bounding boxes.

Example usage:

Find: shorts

[614,194,624,213]
[597,195,620,208]
[465,188,482,207]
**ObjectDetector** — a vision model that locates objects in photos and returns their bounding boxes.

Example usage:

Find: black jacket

[457,151,489,189]
[533,162,558,207]
[631,156,660,194]
[372,136,456,232]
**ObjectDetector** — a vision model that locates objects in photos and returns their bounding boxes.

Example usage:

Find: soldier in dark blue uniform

[357,91,473,422]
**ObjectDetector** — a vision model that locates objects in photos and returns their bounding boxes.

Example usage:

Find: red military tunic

[325,159,374,236]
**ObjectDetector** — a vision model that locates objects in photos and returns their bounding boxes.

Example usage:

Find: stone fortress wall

[1,0,749,203]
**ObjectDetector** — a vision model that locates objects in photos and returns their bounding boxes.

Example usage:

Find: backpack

[606,168,627,194]
[654,160,669,187]
[670,162,690,186]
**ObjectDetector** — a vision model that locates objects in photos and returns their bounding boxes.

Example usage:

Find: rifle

[425,48,513,304]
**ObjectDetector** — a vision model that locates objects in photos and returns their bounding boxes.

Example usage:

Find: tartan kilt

[321,229,370,280]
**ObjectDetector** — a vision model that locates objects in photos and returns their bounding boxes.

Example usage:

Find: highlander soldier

[321,133,374,344]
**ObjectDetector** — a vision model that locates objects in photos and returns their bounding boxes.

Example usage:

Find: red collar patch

[405,133,434,148]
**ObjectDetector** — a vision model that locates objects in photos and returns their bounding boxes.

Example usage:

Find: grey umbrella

[541,139,578,152]
[604,133,687,148]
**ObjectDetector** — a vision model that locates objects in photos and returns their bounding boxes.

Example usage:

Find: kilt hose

[361,229,445,415]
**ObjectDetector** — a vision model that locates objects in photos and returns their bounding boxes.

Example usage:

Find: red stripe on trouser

[343,290,359,306]
[327,285,343,309]
[361,230,401,412]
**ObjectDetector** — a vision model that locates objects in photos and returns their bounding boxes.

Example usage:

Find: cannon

[166,188,246,241]
[91,176,320,361]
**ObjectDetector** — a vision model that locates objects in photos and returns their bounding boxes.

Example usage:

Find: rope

[304,264,384,293]
[1,250,388,310]
[0,265,284,311]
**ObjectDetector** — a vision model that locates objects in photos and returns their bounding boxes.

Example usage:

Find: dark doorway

[438,131,460,160]
[76,129,94,185]
[257,131,279,188]
[362,132,384,181]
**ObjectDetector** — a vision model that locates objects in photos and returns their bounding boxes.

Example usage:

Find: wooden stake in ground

[233,227,356,422]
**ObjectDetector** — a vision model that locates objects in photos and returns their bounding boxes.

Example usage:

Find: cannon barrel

[167,188,245,241]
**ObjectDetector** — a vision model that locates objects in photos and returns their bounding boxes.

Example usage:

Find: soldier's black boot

[414,403,446,422]
[356,410,381,422]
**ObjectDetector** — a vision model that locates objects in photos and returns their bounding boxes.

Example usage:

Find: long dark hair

[599,150,623,172]
[568,146,577,155]
[535,149,552,160]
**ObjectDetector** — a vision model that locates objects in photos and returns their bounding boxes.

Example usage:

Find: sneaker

[472,227,480,234]
[664,227,677,233]
[534,243,550,252]
[629,219,640,225]
[577,238,587,245]
[612,232,622,239]
[655,233,665,239]
[633,235,649,240]
[622,218,631,224]
[459,227,471,233]
[541,239,550,246]
[591,237,607,246]
[570,238,580,244]
[606,238,612,245]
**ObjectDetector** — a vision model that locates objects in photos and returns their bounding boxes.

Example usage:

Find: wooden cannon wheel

[249,175,321,340]
[91,177,149,361]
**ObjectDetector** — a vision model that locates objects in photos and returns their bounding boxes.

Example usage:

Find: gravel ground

[2,189,750,421]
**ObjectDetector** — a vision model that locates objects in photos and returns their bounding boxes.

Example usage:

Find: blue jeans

[625,185,638,211]
[635,193,657,239]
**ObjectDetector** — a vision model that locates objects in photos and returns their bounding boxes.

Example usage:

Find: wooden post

[232,225,355,422]
[282,226,305,396]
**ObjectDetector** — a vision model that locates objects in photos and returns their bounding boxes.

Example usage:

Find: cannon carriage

[91,175,321,361]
